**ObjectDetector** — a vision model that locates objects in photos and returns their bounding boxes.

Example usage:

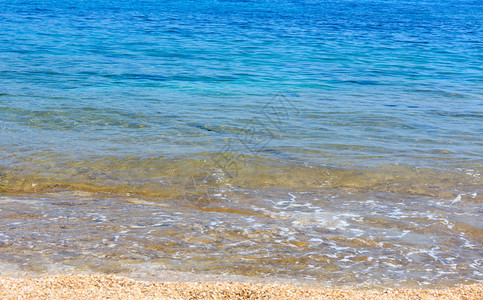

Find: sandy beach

[0,274,481,299]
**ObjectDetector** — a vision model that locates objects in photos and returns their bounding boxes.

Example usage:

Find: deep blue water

[1,0,481,167]
[0,0,482,286]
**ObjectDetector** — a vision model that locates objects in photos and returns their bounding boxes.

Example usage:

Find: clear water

[0,0,481,287]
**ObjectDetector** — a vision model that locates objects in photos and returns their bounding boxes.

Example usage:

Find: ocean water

[0,0,482,287]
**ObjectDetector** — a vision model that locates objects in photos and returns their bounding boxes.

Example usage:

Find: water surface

[0,0,482,287]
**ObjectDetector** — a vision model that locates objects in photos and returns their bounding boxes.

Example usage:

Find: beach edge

[0,274,481,299]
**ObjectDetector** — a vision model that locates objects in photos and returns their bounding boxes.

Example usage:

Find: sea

[0,0,481,288]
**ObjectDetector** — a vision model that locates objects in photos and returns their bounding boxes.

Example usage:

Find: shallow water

[0,0,482,287]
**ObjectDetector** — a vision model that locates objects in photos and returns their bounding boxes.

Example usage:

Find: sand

[0,274,481,300]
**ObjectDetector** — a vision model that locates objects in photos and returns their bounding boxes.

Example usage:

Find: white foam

[451,194,462,204]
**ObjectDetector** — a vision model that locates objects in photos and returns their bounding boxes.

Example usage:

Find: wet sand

[0,274,481,299]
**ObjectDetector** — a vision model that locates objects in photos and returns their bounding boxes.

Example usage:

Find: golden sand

[0,274,481,300]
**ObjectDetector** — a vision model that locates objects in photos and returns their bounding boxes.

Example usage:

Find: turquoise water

[0,0,482,287]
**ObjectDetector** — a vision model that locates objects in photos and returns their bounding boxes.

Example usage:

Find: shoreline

[0,274,481,299]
